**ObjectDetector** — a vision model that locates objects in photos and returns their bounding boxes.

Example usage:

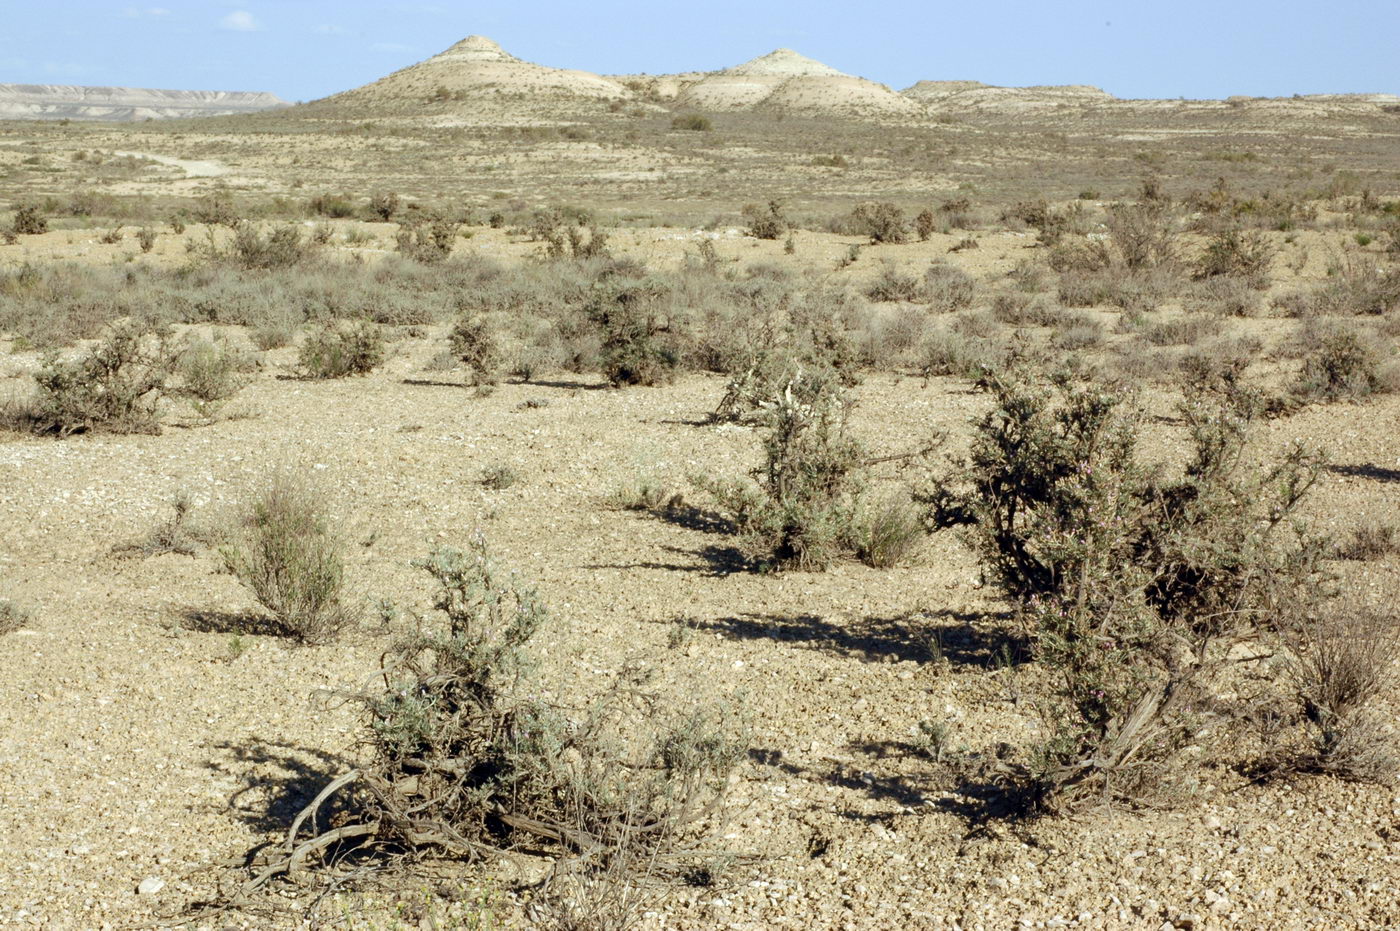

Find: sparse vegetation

[298,320,386,378]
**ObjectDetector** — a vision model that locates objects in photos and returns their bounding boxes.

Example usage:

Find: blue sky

[1,2,1393,102]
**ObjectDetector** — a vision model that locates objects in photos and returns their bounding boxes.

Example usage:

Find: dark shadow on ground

[203,738,351,835]
[1330,463,1400,484]
[584,543,750,577]
[180,608,289,638]
[683,608,1026,667]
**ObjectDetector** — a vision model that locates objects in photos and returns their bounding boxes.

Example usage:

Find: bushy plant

[0,599,31,635]
[369,191,400,221]
[396,214,458,263]
[928,365,1324,808]
[229,223,316,271]
[742,200,788,240]
[587,272,677,386]
[221,471,353,644]
[1195,228,1274,287]
[849,202,908,244]
[298,320,385,379]
[1294,329,1384,401]
[703,371,868,570]
[17,322,174,436]
[242,538,744,905]
[136,227,157,253]
[10,202,47,235]
[173,336,251,406]
[449,314,504,386]
[671,113,713,132]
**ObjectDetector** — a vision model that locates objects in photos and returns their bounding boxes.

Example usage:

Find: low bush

[396,214,458,263]
[1293,329,1387,401]
[369,191,400,221]
[11,322,174,436]
[1194,228,1274,287]
[240,538,744,910]
[449,314,504,386]
[0,599,30,635]
[849,201,908,244]
[10,202,48,235]
[1334,523,1399,560]
[229,223,317,271]
[221,471,353,644]
[298,320,385,379]
[927,366,1325,808]
[742,200,788,240]
[671,113,713,132]
[864,264,922,302]
[923,261,976,312]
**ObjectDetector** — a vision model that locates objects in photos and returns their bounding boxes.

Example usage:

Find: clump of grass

[853,495,924,568]
[173,336,252,407]
[608,475,681,512]
[923,261,976,312]
[1334,522,1399,560]
[298,321,385,379]
[480,463,519,490]
[1286,608,1400,781]
[0,599,31,635]
[221,471,354,644]
[114,492,215,558]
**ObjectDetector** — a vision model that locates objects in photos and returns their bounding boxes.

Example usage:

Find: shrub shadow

[203,738,351,835]
[180,608,289,638]
[1330,463,1400,484]
[685,609,1026,667]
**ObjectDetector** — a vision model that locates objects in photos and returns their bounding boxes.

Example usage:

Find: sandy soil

[0,313,1398,928]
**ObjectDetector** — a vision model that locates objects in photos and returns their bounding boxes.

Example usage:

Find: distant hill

[675,49,924,119]
[0,84,288,122]
[292,35,643,125]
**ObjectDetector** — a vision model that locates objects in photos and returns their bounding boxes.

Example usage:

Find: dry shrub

[863,263,922,302]
[221,471,353,644]
[450,315,504,386]
[174,336,252,405]
[1286,609,1400,781]
[742,200,788,240]
[229,223,317,271]
[1141,314,1223,347]
[9,202,47,235]
[9,322,174,436]
[923,261,976,312]
[396,214,459,263]
[854,494,924,568]
[238,539,743,915]
[928,366,1325,809]
[0,600,31,635]
[1333,523,1400,561]
[1293,328,1387,401]
[298,321,385,379]
[702,371,870,571]
[1194,228,1274,287]
[1183,275,1261,317]
[849,202,908,244]
[1278,257,1400,317]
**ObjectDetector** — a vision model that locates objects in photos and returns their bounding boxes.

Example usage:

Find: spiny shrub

[449,314,504,386]
[298,320,385,379]
[1294,329,1385,401]
[136,227,157,253]
[915,209,936,241]
[1195,228,1274,288]
[928,366,1324,808]
[923,261,976,312]
[850,202,908,244]
[17,322,174,436]
[10,202,48,235]
[742,200,789,240]
[864,264,922,302]
[244,538,744,902]
[702,371,869,570]
[221,471,353,644]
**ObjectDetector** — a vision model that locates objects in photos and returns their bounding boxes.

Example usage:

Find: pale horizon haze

[1,1,1395,103]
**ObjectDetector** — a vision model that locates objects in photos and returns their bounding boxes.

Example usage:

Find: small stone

[137,876,165,896]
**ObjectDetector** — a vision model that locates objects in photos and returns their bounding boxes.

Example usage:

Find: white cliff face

[0,84,289,121]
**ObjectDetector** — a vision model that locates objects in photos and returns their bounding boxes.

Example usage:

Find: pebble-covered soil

[1,320,1398,930]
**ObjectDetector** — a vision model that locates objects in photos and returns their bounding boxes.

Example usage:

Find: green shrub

[298,321,385,379]
[174,336,251,404]
[588,273,677,386]
[222,471,353,644]
[854,494,924,568]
